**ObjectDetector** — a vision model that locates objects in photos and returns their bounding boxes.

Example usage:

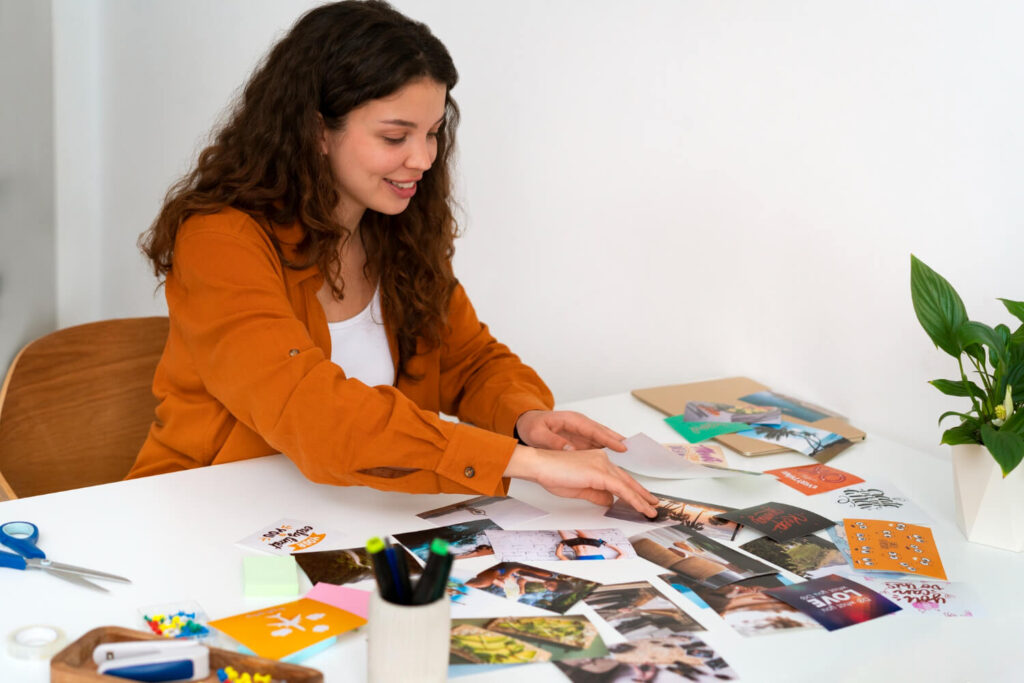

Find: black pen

[412,538,453,605]
[366,536,397,603]
[384,538,413,604]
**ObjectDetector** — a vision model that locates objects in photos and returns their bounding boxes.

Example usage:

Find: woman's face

[321,77,447,227]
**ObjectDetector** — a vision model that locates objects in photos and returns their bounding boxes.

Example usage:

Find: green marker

[411,538,452,604]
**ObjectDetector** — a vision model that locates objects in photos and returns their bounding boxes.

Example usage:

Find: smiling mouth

[385,179,417,189]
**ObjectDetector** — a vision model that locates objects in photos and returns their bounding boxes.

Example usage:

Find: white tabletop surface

[2,392,1022,682]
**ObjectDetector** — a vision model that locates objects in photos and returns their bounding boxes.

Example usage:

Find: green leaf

[939,410,977,425]
[999,405,1024,434]
[997,363,1024,404]
[999,298,1024,324]
[1010,324,1024,349]
[957,321,1008,369]
[941,422,981,446]
[980,423,1024,476]
[910,255,967,358]
[929,378,985,400]
[996,324,1011,347]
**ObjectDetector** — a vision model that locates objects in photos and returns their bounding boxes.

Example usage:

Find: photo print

[485,528,636,562]
[449,616,608,665]
[663,442,728,467]
[738,390,839,423]
[684,400,781,424]
[294,545,421,586]
[393,519,500,562]
[714,501,836,542]
[606,493,742,541]
[629,524,775,590]
[733,420,851,463]
[584,580,705,640]
[556,634,738,683]
[416,495,547,527]
[764,573,901,631]
[739,534,848,579]
[465,562,600,614]
[659,574,821,637]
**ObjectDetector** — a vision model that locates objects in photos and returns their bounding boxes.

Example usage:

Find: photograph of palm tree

[739,534,848,579]
[734,420,851,463]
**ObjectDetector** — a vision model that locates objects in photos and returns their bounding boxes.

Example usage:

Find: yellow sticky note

[209,598,366,660]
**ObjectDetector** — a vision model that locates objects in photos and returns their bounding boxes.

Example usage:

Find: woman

[127,0,656,517]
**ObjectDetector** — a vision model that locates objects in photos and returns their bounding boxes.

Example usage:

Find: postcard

[486,528,636,562]
[557,634,739,682]
[659,573,821,637]
[450,615,608,665]
[606,492,742,542]
[764,573,901,631]
[843,518,947,580]
[733,420,852,463]
[236,518,347,555]
[858,577,981,617]
[416,495,547,527]
[583,580,705,640]
[739,534,848,579]
[294,545,421,586]
[604,433,750,480]
[629,524,776,590]
[825,525,905,581]
[304,583,369,619]
[684,400,781,424]
[394,519,500,562]
[821,478,931,523]
[208,597,365,660]
[465,562,601,614]
[664,416,749,443]
[738,390,838,423]
[663,442,728,466]
[765,462,865,495]
[714,502,836,542]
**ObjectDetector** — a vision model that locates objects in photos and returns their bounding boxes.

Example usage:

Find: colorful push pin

[238,674,252,683]
[254,675,271,683]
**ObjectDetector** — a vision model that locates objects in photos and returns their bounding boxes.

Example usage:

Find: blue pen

[383,540,413,604]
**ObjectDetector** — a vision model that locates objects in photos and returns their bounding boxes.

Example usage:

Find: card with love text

[764,573,901,631]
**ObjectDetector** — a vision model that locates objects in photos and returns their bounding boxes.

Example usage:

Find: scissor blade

[44,567,109,593]
[31,558,131,584]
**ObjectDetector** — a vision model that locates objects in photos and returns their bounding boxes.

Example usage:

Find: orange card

[209,597,366,660]
[843,519,947,581]
[765,463,864,495]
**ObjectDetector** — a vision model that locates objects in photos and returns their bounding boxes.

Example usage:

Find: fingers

[555,413,627,451]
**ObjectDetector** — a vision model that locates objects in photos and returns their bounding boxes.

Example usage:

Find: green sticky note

[243,555,300,598]
[664,416,749,443]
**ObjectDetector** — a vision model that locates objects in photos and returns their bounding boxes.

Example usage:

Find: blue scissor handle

[0,521,45,559]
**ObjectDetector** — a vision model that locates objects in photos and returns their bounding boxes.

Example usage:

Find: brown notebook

[631,377,865,456]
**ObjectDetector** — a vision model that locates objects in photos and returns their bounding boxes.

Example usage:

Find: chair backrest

[0,317,169,499]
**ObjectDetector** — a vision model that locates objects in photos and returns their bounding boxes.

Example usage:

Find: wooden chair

[0,317,168,500]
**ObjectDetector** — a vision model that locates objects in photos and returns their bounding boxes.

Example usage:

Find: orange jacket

[127,208,554,496]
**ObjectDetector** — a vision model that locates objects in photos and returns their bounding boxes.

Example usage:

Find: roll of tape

[7,625,67,660]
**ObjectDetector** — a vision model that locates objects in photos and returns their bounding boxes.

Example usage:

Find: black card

[714,502,836,542]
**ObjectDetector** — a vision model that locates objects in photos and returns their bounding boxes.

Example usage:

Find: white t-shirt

[327,288,395,387]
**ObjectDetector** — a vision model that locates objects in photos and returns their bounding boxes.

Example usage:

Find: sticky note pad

[243,555,300,597]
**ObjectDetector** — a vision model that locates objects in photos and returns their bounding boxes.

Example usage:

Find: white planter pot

[951,443,1024,552]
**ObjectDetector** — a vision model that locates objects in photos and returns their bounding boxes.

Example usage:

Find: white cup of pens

[366,536,452,683]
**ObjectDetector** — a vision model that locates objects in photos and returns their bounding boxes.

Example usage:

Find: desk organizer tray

[51,625,323,683]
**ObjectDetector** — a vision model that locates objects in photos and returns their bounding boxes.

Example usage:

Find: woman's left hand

[515,410,627,452]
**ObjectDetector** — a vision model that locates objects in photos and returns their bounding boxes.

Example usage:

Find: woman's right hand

[503,445,658,517]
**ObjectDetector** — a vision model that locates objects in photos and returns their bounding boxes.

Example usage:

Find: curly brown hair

[139,0,460,377]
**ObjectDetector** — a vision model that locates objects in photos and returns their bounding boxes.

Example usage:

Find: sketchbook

[632,377,865,456]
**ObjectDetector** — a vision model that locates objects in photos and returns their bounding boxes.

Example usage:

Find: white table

[2,393,1022,682]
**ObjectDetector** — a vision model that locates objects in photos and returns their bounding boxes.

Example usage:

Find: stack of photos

[417,495,547,527]
[485,528,636,562]
[684,400,782,424]
[584,581,705,640]
[629,524,776,590]
[660,574,821,637]
[393,519,500,561]
[606,493,742,541]
[466,562,601,614]
[740,534,848,579]
[449,615,608,665]
[294,545,421,585]
[556,634,738,683]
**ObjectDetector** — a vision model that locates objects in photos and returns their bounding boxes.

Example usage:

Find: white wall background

[43,1,1024,457]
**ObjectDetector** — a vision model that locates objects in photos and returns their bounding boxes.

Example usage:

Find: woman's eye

[383,136,406,145]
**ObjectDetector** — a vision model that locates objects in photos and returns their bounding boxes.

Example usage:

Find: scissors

[0,521,131,593]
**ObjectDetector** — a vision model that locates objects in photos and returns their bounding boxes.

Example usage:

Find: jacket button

[288,349,300,357]
[464,466,475,478]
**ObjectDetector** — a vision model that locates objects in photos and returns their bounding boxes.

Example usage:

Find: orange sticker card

[843,519,947,581]
[209,597,366,660]
[765,463,864,495]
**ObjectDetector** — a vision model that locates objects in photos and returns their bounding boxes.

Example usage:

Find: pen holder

[366,589,450,683]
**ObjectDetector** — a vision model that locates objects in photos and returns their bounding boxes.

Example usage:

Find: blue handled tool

[0,521,131,592]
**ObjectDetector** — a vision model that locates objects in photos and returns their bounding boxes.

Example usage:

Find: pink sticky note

[304,582,371,619]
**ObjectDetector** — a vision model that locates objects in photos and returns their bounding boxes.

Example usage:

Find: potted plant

[910,255,1024,551]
